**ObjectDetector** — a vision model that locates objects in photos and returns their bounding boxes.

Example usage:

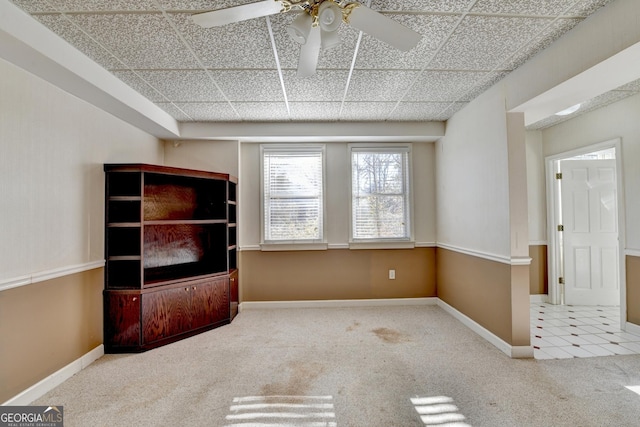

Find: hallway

[531,303,640,359]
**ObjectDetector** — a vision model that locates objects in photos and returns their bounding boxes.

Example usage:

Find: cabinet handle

[132,297,137,301]
[185,287,189,292]
[192,286,197,290]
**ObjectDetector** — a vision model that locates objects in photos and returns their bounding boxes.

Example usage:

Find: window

[350,145,411,241]
[262,145,325,244]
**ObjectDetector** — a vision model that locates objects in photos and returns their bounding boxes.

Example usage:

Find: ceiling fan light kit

[287,12,313,44]
[192,0,422,76]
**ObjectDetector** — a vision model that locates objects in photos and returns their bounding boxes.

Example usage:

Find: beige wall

[0,269,103,403]
[627,256,640,325]
[0,57,162,402]
[529,245,548,295]
[164,139,239,178]
[240,248,436,301]
[436,248,530,346]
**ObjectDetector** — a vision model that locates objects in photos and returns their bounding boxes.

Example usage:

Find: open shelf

[104,164,239,352]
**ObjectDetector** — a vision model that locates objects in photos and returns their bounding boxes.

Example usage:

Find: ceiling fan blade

[192,0,283,28]
[297,26,321,78]
[347,3,421,51]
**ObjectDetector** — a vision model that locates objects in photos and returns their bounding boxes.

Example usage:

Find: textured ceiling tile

[565,0,616,17]
[503,18,582,71]
[9,0,57,13]
[289,102,341,121]
[283,70,350,102]
[372,0,474,12]
[345,70,420,102]
[403,70,491,102]
[159,0,257,10]
[115,70,225,102]
[388,102,452,121]
[471,0,576,16]
[170,12,276,69]
[67,13,200,69]
[173,102,240,121]
[33,14,124,69]
[112,71,168,102]
[211,70,284,101]
[156,103,193,121]
[340,102,396,121]
[45,0,158,11]
[355,14,460,70]
[464,70,510,99]
[430,15,553,70]
[234,102,290,121]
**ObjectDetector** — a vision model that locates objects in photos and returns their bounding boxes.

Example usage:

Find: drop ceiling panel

[371,0,474,13]
[6,0,621,125]
[173,102,240,121]
[212,70,285,101]
[431,15,554,71]
[340,102,396,121]
[289,102,341,121]
[157,103,193,121]
[354,14,460,70]
[388,102,454,121]
[565,0,616,16]
[158,0,258,10]
[403,70,492,102]
[114,70,226,102]
[470,0,578,16]
[170,12,276,69]
[65,13,200,69]
[345,70,420,102]
[283,70,350,102]
[33,14,122,69]
[234,102,290,121]
[503,18,582,71]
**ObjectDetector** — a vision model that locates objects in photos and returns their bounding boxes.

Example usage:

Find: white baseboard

[436,299,534,359]
[625,321,640,336]
[239,297,438,312]
[530,294,548,303]
[2,345,104,406]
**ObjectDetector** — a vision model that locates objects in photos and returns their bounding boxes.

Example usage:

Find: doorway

[546,139,626,324]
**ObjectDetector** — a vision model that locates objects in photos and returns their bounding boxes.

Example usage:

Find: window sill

[260,243,328,252]
[349,241,415,250]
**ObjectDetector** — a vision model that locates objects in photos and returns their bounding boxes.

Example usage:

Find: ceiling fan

[192,0,422,77]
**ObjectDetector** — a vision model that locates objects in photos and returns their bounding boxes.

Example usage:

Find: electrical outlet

[389,269,396,280]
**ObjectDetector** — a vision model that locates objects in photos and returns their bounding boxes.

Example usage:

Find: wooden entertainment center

[103,164,238,352]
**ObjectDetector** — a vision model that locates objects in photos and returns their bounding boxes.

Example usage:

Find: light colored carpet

[33,305,640,426]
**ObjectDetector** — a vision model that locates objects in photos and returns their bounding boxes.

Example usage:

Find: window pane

[351,149,409,240]
[263,148,324,242]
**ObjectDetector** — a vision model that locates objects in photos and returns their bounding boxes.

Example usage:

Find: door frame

[545,138,626,324]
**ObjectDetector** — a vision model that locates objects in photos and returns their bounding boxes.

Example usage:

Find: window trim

[348,143,414,247]
[260,144,327,250]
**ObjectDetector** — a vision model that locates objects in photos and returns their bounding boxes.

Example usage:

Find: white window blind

[351,147,410,240]
[262,146,324,242]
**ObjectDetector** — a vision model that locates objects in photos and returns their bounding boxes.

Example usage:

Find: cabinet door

[104,292,140,347]
[190,281,215,329]
[212,277,230,323]
[229,271,239,320]
[142,287,191,344]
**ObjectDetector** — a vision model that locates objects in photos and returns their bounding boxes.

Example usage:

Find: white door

[560,159,619,306]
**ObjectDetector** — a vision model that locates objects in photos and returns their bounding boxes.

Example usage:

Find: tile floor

[530,303,640,359]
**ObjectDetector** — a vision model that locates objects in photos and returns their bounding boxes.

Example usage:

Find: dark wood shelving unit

[103,164,238,352]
